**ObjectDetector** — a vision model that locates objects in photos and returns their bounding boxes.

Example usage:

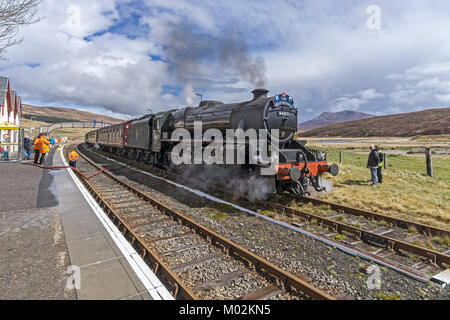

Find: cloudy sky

[1,0,450,121]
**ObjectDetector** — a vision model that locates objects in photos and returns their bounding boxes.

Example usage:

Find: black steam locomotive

[85,89,338,195]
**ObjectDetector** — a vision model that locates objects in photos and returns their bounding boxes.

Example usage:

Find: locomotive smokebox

[252,88,269,100]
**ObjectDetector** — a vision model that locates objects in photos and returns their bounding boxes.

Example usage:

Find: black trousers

[39,153,46,165]
[377,166,382,184]
[69,160,76,168]
[34,149,40,164]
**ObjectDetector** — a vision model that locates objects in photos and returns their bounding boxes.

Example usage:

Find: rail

[79,144,449,273]
[75,145,334,300]
[292,195,449,238]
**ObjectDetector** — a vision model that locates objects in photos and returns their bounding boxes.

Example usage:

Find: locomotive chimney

[252,88,269,100]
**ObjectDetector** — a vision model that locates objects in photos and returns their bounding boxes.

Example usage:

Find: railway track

[253,199,449,270]
[69,146,334,300]
[281,194,449,239]
[78,144,449,280]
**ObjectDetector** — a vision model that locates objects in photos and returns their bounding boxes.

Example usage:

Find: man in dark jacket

[375,145,383,184]
[24,136,33,160]
[367,145,380,186]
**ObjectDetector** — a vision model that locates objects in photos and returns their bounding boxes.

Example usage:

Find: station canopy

[0,122,19,130]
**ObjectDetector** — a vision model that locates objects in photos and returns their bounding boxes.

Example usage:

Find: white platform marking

[59,146,173,300]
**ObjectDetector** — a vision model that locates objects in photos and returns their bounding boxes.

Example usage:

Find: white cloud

[332,97,366,112]
[331,88,384,112]
[360,89,384,100]
[2,0,450,121]
[2,0,178,116]
[434,94,450,103]
[387,62,450,107]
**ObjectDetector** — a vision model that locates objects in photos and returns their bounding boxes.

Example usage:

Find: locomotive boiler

[172,89,297,143]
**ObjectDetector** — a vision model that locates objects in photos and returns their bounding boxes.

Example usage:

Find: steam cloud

[163,22,267,89]
[218,37,267,88]
[311,177,333,195]
[181,164,273,201]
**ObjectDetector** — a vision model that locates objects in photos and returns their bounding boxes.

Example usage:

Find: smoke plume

[162,22,267,89]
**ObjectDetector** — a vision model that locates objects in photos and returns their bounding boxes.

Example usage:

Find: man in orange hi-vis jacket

[38,134,51,165]
[68,150,79,168]
[32,135,41,164]
[33,133,50,165]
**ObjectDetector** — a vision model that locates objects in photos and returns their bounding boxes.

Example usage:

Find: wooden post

[383,153,387,170]
[425,148,433,177]
[339,151,342,164]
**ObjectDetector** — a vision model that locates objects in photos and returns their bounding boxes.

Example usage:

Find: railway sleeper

[362,233,388,248]
[239,284,284,300]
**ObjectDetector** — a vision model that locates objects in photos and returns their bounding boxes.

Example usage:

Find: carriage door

[123,122,131,146]
[152,118,161,152]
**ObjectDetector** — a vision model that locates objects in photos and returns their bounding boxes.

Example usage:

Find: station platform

[0,147,171,300]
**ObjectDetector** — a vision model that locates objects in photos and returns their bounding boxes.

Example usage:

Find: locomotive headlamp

[289,167,301,181]
[317,152,326,161]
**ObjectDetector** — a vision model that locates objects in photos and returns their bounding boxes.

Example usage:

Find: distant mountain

[299,110,374,131]
[22,104,123,124]
[300,107,450,137]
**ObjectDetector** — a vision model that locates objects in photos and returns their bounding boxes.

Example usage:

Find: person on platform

[38,134,51,165]
[366,144,380,187]
[24,136,33,160]
[0,145,9,161]
[50,137,55,149]
[33,134,50,165]
[68,150,79,168]
[32,135,41,164]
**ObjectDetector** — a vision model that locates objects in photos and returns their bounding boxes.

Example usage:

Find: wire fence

[326,149,438,178]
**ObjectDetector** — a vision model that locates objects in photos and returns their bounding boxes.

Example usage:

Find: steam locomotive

[85,89,338,196]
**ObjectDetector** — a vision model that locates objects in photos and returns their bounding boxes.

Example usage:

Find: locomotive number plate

[278,111,293,117]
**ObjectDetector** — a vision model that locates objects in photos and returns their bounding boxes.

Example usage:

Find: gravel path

[0,150,75,299]
[0,207,75,300]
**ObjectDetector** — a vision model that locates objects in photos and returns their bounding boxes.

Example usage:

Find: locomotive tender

[85,89,338,196]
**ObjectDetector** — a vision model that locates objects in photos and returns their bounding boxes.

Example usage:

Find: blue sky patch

[162,85,183,96]
[26,63,41,68]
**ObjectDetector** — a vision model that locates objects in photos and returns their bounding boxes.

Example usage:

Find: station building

[0,76,22,160]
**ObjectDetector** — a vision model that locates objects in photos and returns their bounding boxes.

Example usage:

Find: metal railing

[40,122,111,134]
